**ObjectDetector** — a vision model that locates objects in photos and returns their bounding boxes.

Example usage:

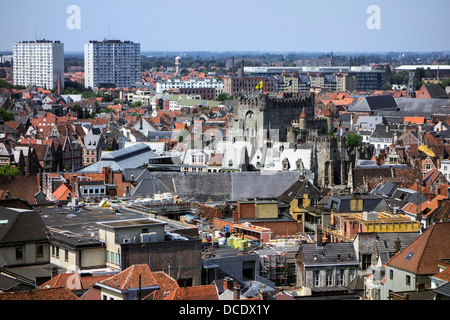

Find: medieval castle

[231,92,372,188]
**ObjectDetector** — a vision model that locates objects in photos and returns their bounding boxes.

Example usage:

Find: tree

[0,164,21,176]
[345,132,363,151]
[0,108,15,121]
[414,68,426,90]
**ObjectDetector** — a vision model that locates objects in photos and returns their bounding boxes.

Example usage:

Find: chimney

[233,284,240,300]
[232,207,239,223]
[259,284,267,300]
[394,237,401,253]
[51,266,58,278]
[316,225,323,247]
[224,277,234,291]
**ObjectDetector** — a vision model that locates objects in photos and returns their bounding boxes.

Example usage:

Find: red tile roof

[98,264,158,291]
[0,287,80,300]
[386,222,450,275]
[52,183,75,201]
[165,285,218,300]
[40,273,111,291]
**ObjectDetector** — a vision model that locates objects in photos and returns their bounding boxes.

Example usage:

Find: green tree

[0,108,15,121]
[0,164,21,176]
[345,132,363,151]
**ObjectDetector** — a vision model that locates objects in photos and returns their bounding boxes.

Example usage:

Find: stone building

[230,92,315,152]
[231,93,372,188]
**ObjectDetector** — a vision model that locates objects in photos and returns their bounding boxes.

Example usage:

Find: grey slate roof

[134,171,301,202]
[386,188,427,210]
[299,243,359,267]
[277,177,324,204]
[0,207,48,245]
[129,178,173,199]
[370,180,398,198]
[434,282,450,298]
[374,232,420,265]
[325,195,389,213]
[77,143,160,173]
[375,98,450,118]
[348,95,399,113]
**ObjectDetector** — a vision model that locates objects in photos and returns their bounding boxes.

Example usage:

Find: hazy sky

[2,0,449,53]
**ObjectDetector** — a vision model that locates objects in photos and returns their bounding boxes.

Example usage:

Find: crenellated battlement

[305,135,346,143]
[291,117,327,127]
[235,92,313,111]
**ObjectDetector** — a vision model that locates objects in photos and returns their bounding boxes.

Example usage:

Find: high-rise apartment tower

[12,40,64,90]
[84,40,140,89]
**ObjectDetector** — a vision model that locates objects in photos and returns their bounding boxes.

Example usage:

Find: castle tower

[324,107,333,133]
[299,106,307,130]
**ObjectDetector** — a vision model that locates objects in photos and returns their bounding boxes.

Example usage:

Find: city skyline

[3,0,450,53]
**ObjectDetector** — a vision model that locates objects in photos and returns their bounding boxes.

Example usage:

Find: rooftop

[96,218,166,229]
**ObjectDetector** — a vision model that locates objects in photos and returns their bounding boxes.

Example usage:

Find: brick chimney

[224,277,234,291]
[233,284,240,300]
[394,236,401,253]
[232,207,239,223]
[316,225,323,247]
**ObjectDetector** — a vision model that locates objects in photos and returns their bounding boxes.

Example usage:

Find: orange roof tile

[386,222,450,275]
[98,264,158,291]
[165,285,218,300]
[0,287,80,300]
[52,183,76,201]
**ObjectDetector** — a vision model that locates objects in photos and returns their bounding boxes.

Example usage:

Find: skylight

[405,252,414,261]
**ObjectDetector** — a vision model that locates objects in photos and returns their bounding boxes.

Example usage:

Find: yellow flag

[255,80,263,90]
[418,143,436,157]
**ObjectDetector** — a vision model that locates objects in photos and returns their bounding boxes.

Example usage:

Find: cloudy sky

[2,0,449,53]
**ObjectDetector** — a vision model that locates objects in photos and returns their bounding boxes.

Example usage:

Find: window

[390,269,393,280]
[16,247,24,260]
[326,270,333,286]
[361,254,372,270]
[348,269,356,283]
[313,271,320,287]
[65,249,69,262]
[337,269,344,286]
[106,251,110,262]
[36,245,44,258]
[406,275,411,286]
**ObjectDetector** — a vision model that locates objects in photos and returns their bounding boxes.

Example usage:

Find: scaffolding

[258,244,300,287]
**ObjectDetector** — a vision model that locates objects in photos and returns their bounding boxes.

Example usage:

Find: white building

[156,78,224,94]
[1,55,13,64]
[12,40,64,90]
[439,159,450,182]
[84,40,140,89]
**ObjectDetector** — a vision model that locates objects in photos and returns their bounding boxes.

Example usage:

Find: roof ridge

[122,265,135,289]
